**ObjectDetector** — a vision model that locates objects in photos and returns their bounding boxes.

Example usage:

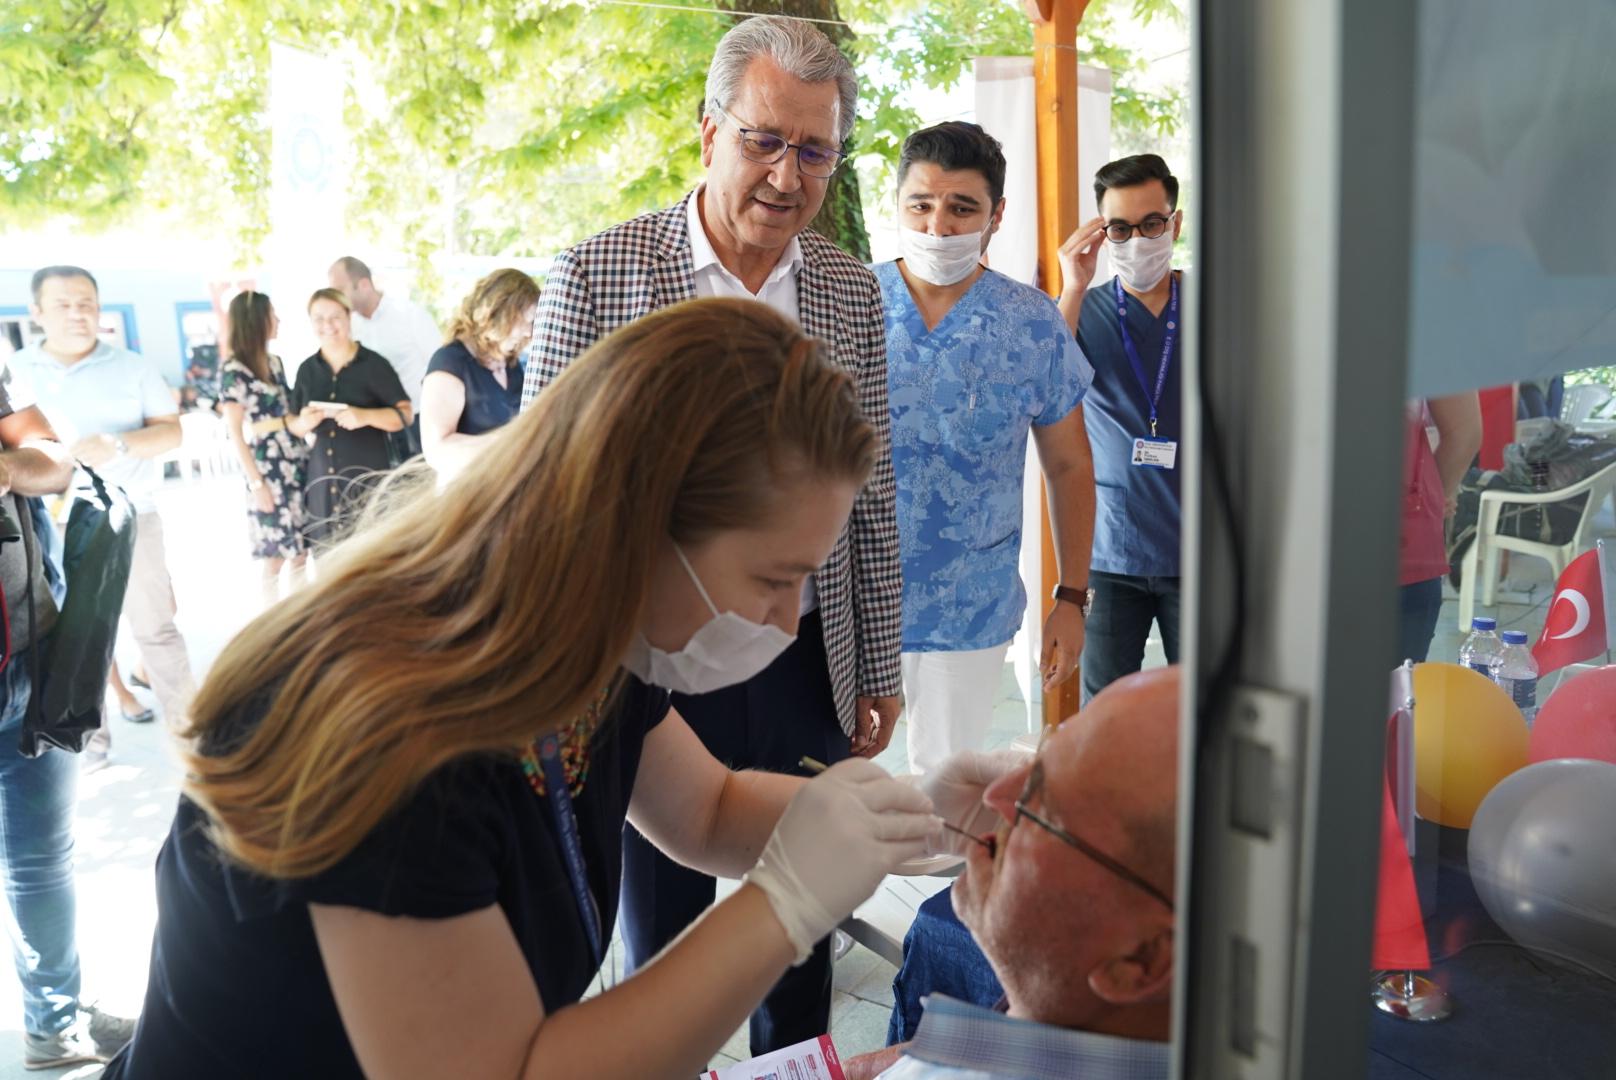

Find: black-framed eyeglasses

[1104,214,1175,244]
[711,104,847,179]
[1013,759,1175,910]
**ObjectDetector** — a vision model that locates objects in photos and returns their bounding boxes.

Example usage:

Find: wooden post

[1028,0,1089,728]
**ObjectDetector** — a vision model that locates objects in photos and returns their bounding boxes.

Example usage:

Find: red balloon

[1531,665,1616,765]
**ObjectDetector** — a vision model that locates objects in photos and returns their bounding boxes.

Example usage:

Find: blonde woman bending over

[101,298,938,1080]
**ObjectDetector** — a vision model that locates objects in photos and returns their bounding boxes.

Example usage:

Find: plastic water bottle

[1494,631,1539,726]
[1458,617,1504,678]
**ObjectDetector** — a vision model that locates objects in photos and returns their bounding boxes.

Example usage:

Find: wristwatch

[247,478,265,492]
[111,435,130,457]
[1052,583,1094,618]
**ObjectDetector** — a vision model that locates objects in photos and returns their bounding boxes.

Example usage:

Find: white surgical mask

[897,227,986,286]
[1108,230,1175,292]
[622,546,796,695]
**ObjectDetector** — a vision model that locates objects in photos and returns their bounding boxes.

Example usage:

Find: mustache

[750,184,804,207]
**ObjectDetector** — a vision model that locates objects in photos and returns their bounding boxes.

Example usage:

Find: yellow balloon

[1414,662,1530,828]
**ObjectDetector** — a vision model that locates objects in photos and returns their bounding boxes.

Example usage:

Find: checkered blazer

[520,192,903,735]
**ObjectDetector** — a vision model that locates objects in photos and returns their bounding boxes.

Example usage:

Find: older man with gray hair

[521,14,903,1055]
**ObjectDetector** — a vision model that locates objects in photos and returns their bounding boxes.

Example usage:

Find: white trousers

[901,641,1012,776]
[125,512,197,724]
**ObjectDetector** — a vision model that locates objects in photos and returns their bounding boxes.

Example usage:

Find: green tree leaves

[3,0,1185,276]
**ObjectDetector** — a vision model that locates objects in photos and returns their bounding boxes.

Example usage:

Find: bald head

[954,665,1180,1035]
[328,257,380,318]
[1051,666,1180,893]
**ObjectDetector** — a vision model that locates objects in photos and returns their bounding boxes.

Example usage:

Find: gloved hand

[915,748,1031,856]
[744,758,936,965]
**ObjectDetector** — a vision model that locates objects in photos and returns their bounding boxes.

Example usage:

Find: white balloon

[1470,759,1616,981]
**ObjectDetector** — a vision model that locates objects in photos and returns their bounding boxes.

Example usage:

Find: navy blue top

[1074,274,1183,578]
[104,677,670,1079]
[426,340,522,436]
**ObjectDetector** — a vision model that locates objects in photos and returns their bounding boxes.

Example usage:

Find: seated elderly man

[850,666,1179,1080]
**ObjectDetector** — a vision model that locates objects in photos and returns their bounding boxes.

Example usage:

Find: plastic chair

[1561,383,1612,424]
[1457,458,1616,630]
[157,411,231,483]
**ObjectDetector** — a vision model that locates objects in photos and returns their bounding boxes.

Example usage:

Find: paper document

[705,1034,846,1080]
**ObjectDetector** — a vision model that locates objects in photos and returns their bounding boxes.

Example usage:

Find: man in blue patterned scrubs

[875,122,1096,775]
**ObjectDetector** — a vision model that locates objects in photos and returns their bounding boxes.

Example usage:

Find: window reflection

[1374,374,1616,1075]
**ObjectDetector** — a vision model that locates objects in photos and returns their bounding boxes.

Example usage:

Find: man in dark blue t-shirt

[1057,155,1185,703]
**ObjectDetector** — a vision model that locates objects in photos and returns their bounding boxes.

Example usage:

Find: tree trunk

[719,0,870,261]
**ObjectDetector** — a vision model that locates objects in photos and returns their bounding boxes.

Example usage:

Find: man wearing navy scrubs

[1057,155,1184,703]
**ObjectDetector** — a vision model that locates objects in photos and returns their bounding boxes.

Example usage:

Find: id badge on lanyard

[1116,275,1179,470]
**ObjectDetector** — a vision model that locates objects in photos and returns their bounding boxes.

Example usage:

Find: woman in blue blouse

[420,269,539,480]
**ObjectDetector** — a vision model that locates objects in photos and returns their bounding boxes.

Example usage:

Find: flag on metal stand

[1372,765,1431,970]
[1531,542,1614,677]
[1373,664,1428,970]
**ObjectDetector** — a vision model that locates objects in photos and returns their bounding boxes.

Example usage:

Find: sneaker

[23,1005,136,1070]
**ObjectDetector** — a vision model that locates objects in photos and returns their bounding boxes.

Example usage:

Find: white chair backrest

[177,410,222,450]
[1562,383,1612,424]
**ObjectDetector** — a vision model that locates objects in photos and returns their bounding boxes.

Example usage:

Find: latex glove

[745,758,936,965]
[917,748,1031,856]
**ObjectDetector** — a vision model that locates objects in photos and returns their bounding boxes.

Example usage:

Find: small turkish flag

[1372,769,1429,970]
[1532,548,1609,677]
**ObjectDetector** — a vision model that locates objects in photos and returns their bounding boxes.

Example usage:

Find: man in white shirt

[520,15,903,1055]
[328,256,440,453]
[11,266,196,739]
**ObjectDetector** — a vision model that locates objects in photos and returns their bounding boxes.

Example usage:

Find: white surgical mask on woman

[621,546,795,695]
[897,227,986,286]
[1108,230,1175,292]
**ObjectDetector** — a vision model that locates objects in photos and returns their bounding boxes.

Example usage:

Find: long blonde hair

[184,297,877,879]
[446,269,540,368]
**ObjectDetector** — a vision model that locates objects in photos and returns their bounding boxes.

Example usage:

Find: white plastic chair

[157,411,232,483]
[1457,458,1616,629]
[840,873,957,967]
[1561,383,1612,424]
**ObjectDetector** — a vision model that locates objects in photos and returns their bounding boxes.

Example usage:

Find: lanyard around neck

[1113,274,1179,438]
[536,735,604,968]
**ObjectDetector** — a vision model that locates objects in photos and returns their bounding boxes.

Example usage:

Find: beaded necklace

[518,685,613,798]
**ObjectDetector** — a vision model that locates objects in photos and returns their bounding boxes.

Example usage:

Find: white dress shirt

[685,187,821,616]
[352,292,441,412]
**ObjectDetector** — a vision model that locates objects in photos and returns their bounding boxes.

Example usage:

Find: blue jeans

[1080,571,1182,705]
[1398,577,1444,664]
[0,651,82,1036]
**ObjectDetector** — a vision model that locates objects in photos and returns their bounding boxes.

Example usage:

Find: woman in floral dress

[219,290,309,605]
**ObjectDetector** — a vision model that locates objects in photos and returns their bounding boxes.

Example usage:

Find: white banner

[269,43,349,369]
[974,57,1040,285]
